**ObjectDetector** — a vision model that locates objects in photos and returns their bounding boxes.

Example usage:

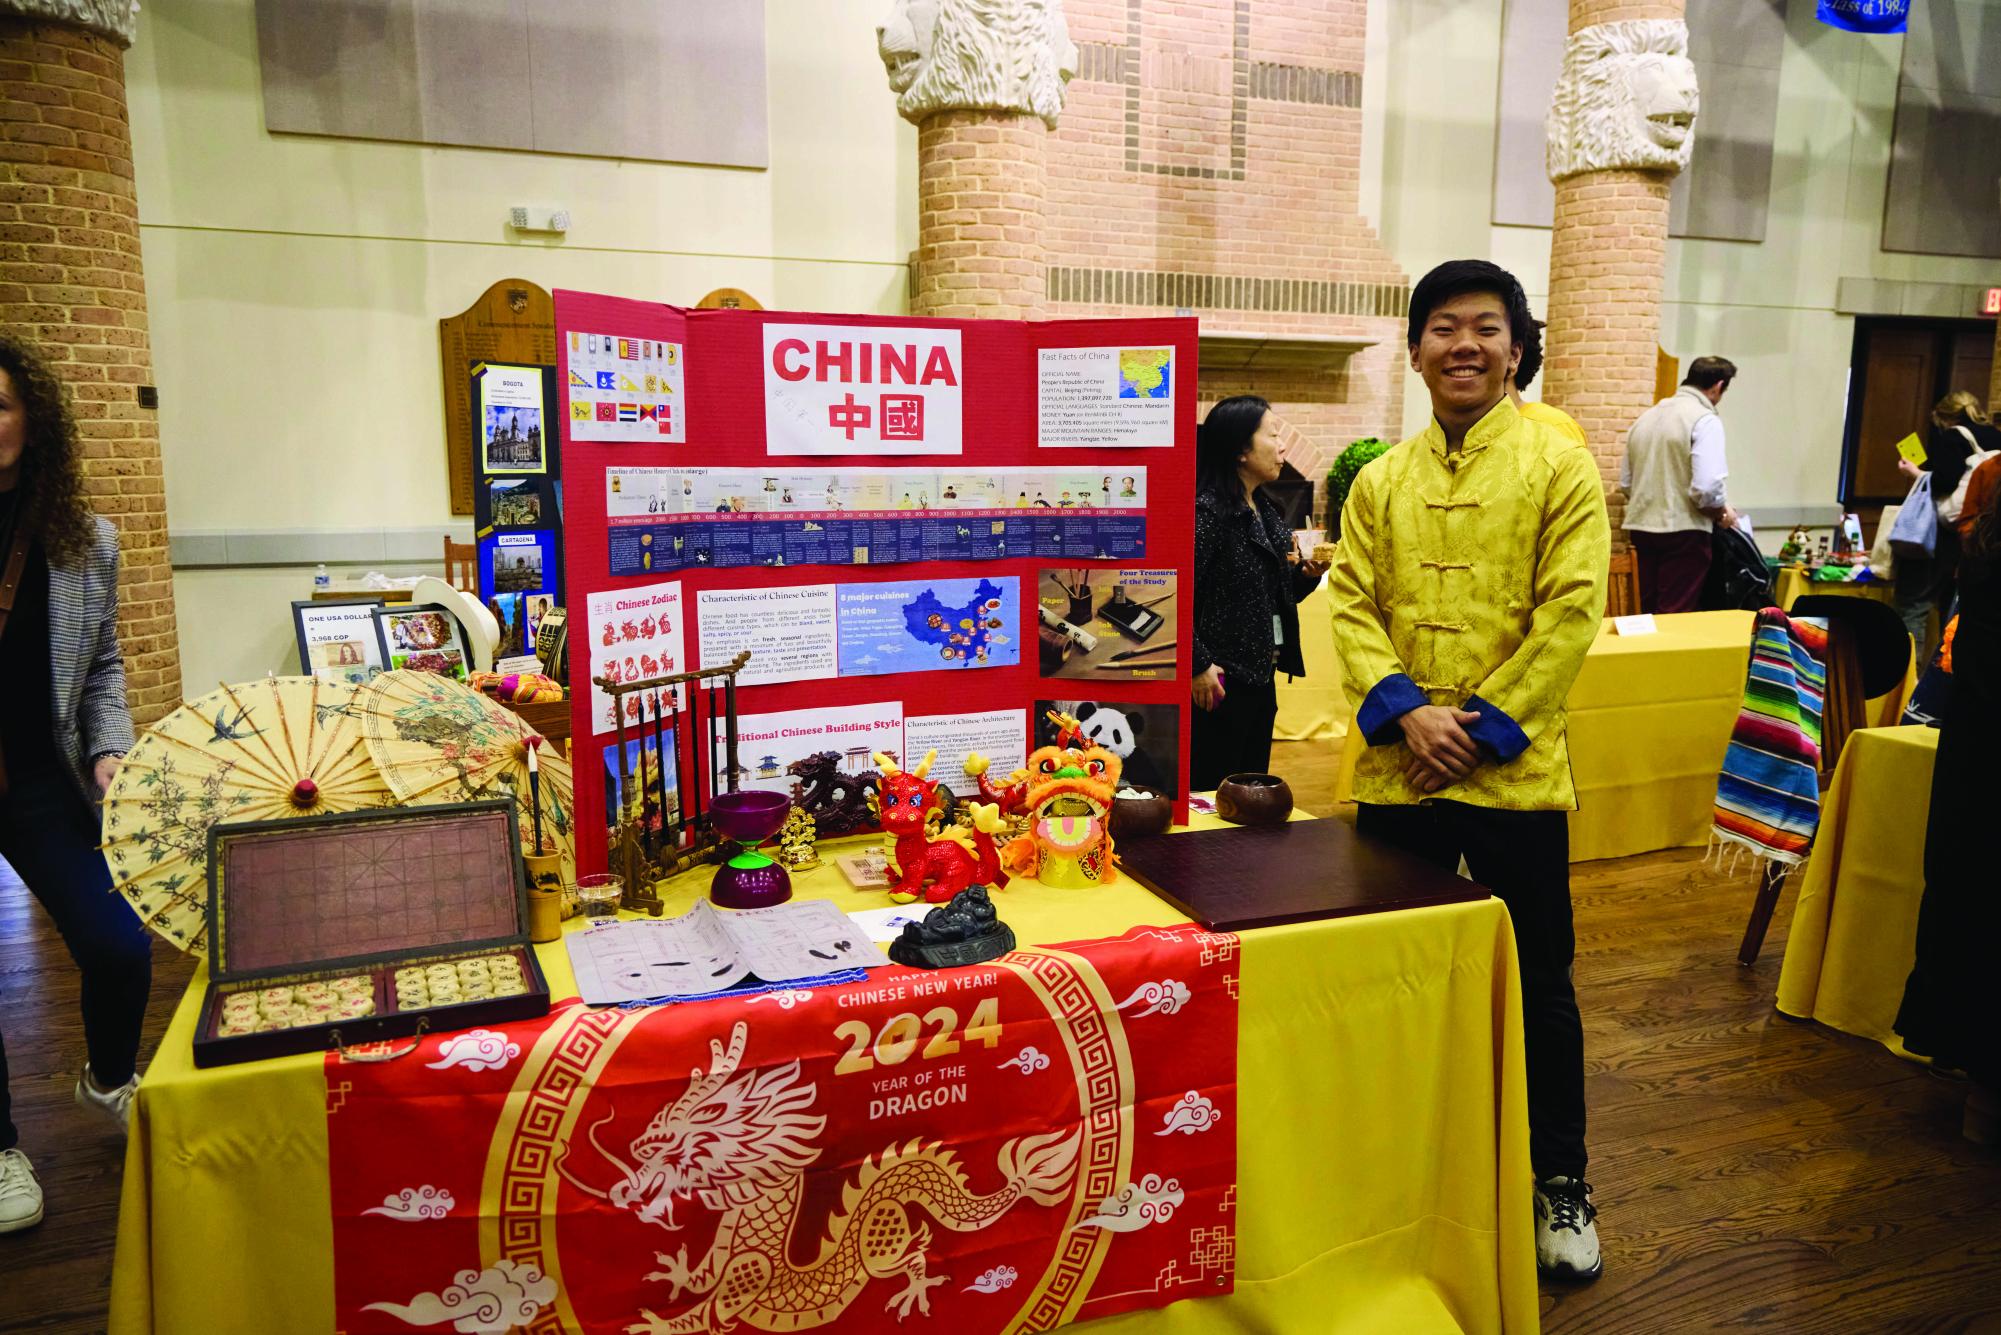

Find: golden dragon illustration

[555,1020,1082,1333]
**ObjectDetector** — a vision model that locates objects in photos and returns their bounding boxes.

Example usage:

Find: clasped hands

[1396,704,1484,794]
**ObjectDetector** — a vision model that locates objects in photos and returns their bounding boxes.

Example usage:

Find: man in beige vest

[1621,357,1738,613]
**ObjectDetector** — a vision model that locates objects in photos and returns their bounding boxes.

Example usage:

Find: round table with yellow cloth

[1775,725,1938,1059]
[110,811,1538,1335]
[1773,565,1898,613]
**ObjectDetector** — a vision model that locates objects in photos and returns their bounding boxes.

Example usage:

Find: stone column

[878,0,1077,319]
[1540,2,1695,537]
[1,1,181,725]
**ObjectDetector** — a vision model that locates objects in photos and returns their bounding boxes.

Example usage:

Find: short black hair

[1515,318,1547,392]
[1683,356,1736,391]
[1407,259,1533,352]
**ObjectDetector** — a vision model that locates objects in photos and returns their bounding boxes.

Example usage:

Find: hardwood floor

[1,739,1997,1332]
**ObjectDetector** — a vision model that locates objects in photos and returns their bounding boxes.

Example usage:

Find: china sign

[763,323,964,456]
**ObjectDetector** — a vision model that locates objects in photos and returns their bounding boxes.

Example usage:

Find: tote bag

[1889,471,1937,558]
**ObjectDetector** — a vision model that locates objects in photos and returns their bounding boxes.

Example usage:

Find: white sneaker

[0,1149,43,1234]
[1534,1176,1602,1280]
[75,1063,139,1132]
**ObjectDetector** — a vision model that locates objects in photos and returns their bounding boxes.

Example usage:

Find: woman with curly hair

[0,334,150,1234]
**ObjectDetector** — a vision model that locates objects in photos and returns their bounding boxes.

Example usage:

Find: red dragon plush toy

[868,749,1009,905]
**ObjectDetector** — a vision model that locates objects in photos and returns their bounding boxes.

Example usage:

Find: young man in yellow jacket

[1328,259,1610,1280]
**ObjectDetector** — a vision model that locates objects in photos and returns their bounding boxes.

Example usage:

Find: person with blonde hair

[1895,389,2001,646]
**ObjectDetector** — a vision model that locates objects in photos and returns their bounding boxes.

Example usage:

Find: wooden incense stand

[595,651,751,913]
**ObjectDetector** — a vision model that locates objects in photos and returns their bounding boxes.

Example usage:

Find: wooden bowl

[1215,773,1293,826]
[1108,786,1173,840]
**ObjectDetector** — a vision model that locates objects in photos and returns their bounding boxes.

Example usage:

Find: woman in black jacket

[1190,396,1325,790]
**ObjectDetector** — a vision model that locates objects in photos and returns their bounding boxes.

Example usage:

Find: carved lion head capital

[1546,19,1699,182]
[877,0,1079,130]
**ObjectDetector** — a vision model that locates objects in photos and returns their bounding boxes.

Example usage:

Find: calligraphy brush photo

[1108,640,1175,661]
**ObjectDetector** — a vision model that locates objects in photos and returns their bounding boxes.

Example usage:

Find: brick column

[0,15,179,724]
[1540,0,1686,540]
[1543,169,1672,532]
[912,109,1047,320]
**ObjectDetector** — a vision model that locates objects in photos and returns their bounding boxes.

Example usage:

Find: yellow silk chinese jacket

[1328,398,1610,810]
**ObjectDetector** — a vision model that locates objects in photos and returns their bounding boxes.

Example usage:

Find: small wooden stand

[597,651,751,912]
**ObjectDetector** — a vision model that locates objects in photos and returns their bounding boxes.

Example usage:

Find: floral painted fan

[100,676,395,953]
[356,670,576,882]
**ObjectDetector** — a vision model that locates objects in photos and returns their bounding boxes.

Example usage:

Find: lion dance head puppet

[966,712,1119,889]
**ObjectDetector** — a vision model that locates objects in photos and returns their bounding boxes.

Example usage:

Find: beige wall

[135,0,2001,690]
[128,0,914,686]
[1369,0,1996,522]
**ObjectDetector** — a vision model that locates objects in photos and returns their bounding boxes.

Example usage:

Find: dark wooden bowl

[1108,787,1173,840]
[1216,773,1293,826]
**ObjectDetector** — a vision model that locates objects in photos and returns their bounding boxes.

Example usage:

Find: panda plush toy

[1067,700,1169,795]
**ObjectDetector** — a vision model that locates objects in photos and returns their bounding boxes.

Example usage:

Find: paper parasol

[100,676,396,953]
[356,670,576,881]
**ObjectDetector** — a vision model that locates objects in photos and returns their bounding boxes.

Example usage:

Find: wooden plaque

[438,279,558,515]
[1117,819,1488,932]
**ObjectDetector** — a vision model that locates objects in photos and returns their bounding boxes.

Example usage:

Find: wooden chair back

[443,537,478,592]
[1605,548,1642,619]
[1817,619,1867,781]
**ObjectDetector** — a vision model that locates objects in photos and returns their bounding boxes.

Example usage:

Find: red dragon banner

[328,925,1239,1334]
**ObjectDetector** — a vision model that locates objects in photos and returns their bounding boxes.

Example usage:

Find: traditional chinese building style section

[1042,0,1409,504]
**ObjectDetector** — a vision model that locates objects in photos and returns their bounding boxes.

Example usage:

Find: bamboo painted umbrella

[355,670,576,882]
[100,676,396,953]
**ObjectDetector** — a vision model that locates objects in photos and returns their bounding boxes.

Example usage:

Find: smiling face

[1411,291,1520,435]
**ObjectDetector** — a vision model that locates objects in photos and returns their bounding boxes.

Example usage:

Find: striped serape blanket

[1712,608,1827,865]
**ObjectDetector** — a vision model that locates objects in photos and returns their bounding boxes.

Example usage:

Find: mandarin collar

[1424,396,1518,462]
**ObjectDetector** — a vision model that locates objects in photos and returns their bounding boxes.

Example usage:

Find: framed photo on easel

[373,603,471,680]
[292,598,384,684]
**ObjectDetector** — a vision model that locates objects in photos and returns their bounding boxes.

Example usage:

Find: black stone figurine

[887,884,1016,969]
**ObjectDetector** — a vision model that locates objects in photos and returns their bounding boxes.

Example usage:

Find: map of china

[1118,348,1172,399]
[905,580,1008,665]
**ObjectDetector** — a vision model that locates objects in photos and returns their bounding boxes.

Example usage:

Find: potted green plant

[1324,437,1389,539]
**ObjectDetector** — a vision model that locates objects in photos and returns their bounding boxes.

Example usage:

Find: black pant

[1190,675,1279,791]
[0,768,152,1151]
[1357,801,1588,1180]
[1630,529,1712,615]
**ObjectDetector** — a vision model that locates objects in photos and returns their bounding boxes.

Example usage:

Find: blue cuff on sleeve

[1462,694,1531,762]
[1356,673,1429,746]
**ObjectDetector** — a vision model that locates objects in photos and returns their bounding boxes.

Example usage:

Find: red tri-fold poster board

[557,291,1197,879]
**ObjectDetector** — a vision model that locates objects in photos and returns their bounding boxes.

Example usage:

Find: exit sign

[1985,288,2001,316]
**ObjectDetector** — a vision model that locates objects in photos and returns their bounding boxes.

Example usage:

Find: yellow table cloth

[110,818,1538,1335]
[1773,565,1897,613]
[1332,610,1753,861]
[1775,725,1938,1058]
